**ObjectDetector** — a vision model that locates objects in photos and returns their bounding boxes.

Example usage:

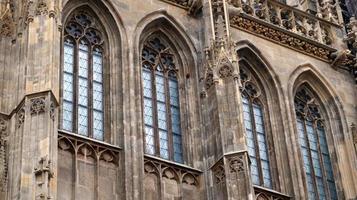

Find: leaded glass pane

[93,49,103,82]
[78,106,88,136]
[62,101,73,131]
[93,82,103,111]
[159,130,169,159]
[78,40,89,78]
[64,40,74,73]
[93,110,103,140]
[155,72,165,102]
[78,77,88,106]
[142,69,152,98]
[145,126,155,155]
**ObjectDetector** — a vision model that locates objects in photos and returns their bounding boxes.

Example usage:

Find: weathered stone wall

[0,0,356,199]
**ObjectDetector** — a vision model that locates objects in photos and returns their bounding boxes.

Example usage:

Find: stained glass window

[240,67,272,189]
[141,37,183,163]
[294,87,338,200]
[61,10,105,140]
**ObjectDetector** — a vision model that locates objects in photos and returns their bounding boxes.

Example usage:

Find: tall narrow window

[240,67,272,189]
[141,37,183,163]
[294,87,338,200]
[61,11,105,140]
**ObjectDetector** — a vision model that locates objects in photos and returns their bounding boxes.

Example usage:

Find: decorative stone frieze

[58,131,120,165]
[230,15,335,61]
[144,155,201,186]
[159,0,203,15]
[254,185,291,200]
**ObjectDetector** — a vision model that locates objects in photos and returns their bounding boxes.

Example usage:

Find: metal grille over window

[240,67,272,189]
[294,87,338,200]
[141,37,183,163]
[61,11,105,140]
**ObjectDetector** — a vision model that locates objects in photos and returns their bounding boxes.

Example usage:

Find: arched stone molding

[127,10,202,199]
[287,63,357,199]
[132,10,202,166]
[61,0,127,146]
[236,40,295,196]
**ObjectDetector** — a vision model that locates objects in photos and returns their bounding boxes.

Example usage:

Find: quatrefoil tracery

[239,67,261,99]
[142,37,177,75]
[294,87,323,122]
[65,11,104,46]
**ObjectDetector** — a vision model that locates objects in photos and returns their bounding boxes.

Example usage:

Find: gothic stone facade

[0,0,356,200]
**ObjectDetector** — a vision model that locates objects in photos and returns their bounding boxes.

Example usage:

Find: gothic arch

[236,41,293,194]
[133,11,201,166]
[61,0,126,145]
[288,63,356,198]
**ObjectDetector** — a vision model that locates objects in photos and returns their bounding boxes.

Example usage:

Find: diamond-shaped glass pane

[93,82,103,111]
[93,110,103,140]
[63,73,74,101]
[157,102,167,130]
[155,73,165,102]
[62,101,73,131]
[93,51,103,83]
[169,78,179,107]
[78,77,88,106]
[64,42,74,73]
[142,69,152,98]
[78,106,88,136]
[144,98,153,125]
[78,41,89,78]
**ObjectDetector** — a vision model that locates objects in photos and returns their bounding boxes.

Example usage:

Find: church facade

[0,0,356,199]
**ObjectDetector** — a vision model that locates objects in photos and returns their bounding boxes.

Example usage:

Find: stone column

[201,0,254,199]
[4,0,62,199]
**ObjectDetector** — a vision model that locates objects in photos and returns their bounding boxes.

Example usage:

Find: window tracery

[141,36,183,163]
[294,86,338,200]
[61,10,105,140]
[240,67,272,189]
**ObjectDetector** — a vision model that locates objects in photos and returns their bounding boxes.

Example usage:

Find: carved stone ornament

[0,118,6,135]
[212,161,226,184]
[49,102,55,120]
[30,97,46,115]
[229,156,245,174]
[230,15,334,61]
[17,108,25,128]
[143,156,200,187]
[0,2,15,38]
[36,0,48,16]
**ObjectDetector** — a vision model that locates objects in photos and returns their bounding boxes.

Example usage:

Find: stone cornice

[230,14,336,62]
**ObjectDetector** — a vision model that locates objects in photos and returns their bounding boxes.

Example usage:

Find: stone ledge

[230,14,337,62]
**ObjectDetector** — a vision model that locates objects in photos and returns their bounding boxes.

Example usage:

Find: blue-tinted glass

[93,110,103,140]
[169,77,179,107]
[157,102,167,130]
[62,40,74,132]
[142,69,152,98]
[93,82,103,111]
[78,106,88,136]
[155,72,165,102]
[78,41,89,78]
[159,130,169,159]
[173,134,183,163]
[93,49,103,82]
[62,101,73,131]
[145,126,155,155]
[78,77,88,106]
[144,98,153,125]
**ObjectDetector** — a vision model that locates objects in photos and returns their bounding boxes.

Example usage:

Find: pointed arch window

[240,67,273,188]
[61,11,105,140]
[294,87,338,200]
[141,36,183,163]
